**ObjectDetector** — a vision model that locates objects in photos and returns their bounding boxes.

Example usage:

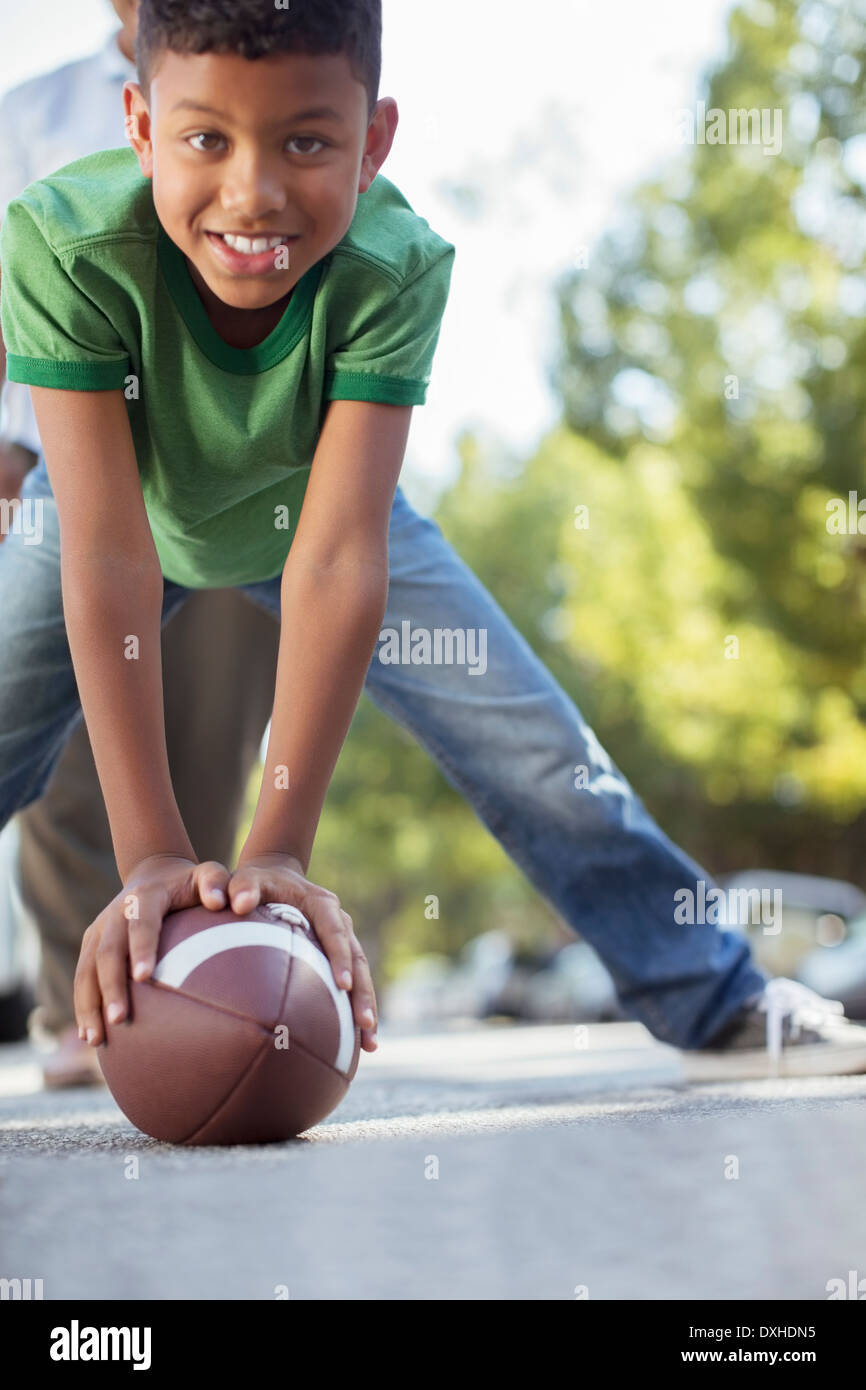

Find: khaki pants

[17,589,280,1036]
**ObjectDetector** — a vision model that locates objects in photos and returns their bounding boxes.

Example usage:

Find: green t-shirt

[0,147,455,587]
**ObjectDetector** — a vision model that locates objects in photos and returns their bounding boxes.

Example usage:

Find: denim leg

[360,488,767,1048]
[0,478,193,830]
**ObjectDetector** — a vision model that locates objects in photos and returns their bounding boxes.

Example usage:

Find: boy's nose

[220,158,288,220]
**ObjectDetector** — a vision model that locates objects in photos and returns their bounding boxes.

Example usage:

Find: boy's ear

[123,80,154,178]
[358,97,399,195]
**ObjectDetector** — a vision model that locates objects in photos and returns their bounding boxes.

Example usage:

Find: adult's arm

[0,296,39,507]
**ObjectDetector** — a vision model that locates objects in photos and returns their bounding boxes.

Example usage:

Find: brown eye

[188,132,224,152]
[287,137,326,156]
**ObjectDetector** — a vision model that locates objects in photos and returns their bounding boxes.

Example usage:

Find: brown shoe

[42,1025,107,1090]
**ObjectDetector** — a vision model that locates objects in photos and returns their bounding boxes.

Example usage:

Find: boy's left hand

[229,852,378,1052]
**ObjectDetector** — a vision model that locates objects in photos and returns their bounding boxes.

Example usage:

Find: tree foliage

[241,0,866,982]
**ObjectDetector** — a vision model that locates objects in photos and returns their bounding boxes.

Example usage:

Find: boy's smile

[203,230,301,280]
[124,50,397,347]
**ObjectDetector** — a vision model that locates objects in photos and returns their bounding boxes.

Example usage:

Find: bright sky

[0,0,736,508]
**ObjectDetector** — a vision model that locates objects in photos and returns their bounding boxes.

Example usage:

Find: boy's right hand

[74,854,232,1047]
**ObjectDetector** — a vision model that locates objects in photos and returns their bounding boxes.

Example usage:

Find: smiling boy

[0,0,447,1053]
[3,0,866,1083]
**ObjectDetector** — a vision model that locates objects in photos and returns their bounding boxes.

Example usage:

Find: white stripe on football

[152,903,356,1074]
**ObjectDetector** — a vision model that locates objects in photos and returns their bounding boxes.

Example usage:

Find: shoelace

[263,901,316,938]
[757,977,845,1073]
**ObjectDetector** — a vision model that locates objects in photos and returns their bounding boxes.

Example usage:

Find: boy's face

[124,50,396,317]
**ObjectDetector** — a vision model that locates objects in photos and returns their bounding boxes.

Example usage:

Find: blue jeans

[0,458,766,1047]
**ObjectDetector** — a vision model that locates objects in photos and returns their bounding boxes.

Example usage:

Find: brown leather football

[98,901,360,1144]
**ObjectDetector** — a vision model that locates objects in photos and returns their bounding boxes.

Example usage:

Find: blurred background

[3,0,865,1027]
[308,0,866,1025]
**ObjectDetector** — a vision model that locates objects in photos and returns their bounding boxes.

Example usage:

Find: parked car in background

[382,870,866,1030]
[382,928,620,1028]
[718,870,866,1020]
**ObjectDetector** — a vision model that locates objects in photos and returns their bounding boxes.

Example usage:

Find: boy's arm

[231,398,411,1047]
[237,397,413,877]
[28,386,197,878]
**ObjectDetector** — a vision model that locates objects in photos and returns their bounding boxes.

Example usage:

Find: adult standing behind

[0,0,280,1085]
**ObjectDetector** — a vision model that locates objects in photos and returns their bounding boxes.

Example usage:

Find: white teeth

[220,233,288,255]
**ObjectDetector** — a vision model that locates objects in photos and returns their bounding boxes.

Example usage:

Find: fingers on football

[74,920,106,1045]
[195,860,232,910]
[348,930,377,1035]
[306,892,354,991]
[227,867,263,915]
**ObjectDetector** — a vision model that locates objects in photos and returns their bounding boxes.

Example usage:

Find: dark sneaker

[0,981,33,1043]
[681,978,866,1081]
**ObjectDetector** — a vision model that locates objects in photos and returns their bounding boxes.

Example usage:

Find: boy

[2,0,864,1078]
[0,0,281,1086]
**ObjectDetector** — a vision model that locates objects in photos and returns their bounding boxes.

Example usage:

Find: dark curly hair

[136,0,382,119]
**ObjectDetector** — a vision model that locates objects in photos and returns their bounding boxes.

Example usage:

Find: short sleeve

[324,243,455,406]
[0,197,131,391]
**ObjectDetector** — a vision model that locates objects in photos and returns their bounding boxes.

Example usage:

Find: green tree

[544,0,866,872]
[241,0,866,987]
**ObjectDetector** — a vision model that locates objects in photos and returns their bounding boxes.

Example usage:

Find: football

[98,901,360,1144]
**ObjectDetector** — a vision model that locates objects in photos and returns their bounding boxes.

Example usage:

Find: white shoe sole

[682,1040,866,1082]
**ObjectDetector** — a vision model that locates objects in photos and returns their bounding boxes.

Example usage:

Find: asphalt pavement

[1,1020,864,1300]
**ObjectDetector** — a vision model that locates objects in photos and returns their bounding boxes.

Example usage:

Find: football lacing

[263,901,313,934]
